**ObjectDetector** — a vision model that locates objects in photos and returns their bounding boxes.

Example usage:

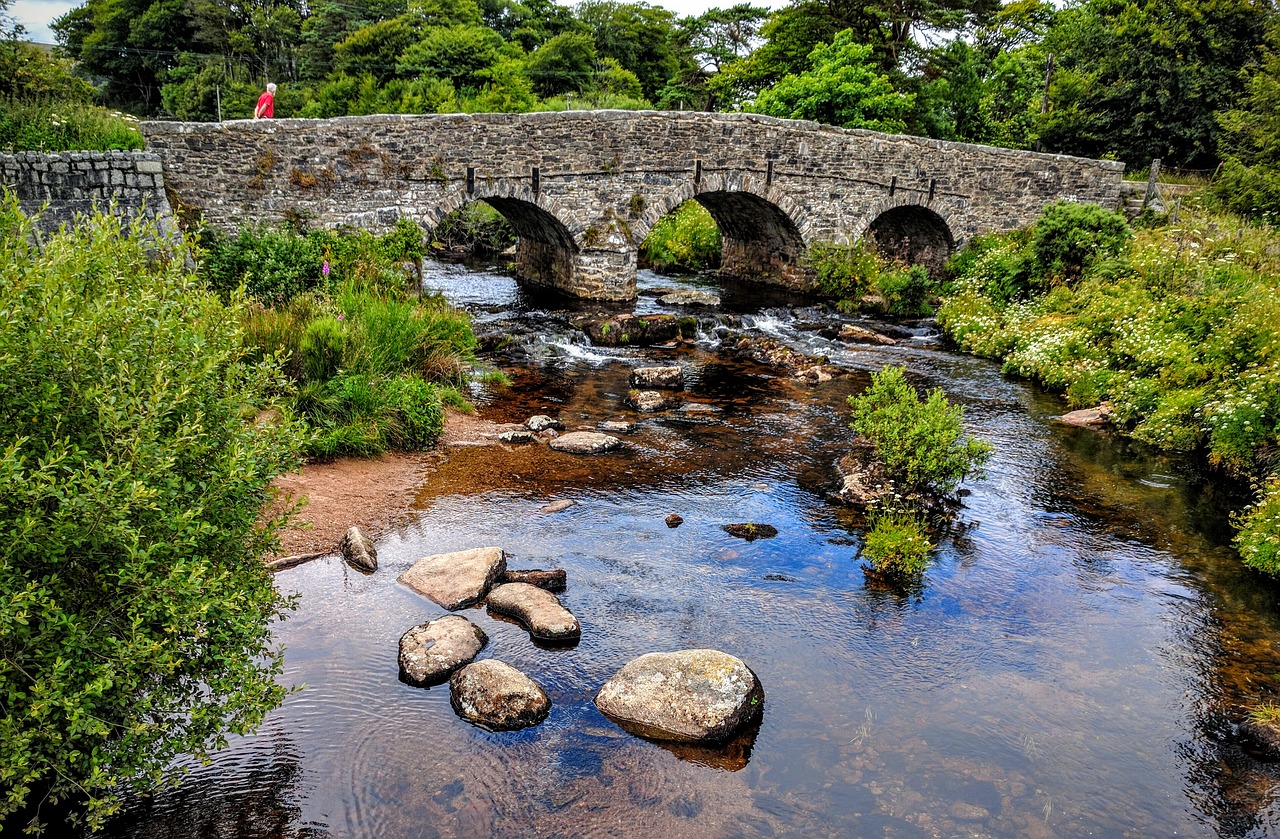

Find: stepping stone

[630,366,684,389]
[525,415,563,432]
[499,568,567,592]
[486,582,581,642]
[498,430,535,444]
[598,420,637,434]
[626,390,682,413]
[450,660,551,731]
[659,289,719,307]
[595,649,764,743]
[398,546,507,610]
[340,525,377,572]
[549,431,621,454]
[398,615,487,686]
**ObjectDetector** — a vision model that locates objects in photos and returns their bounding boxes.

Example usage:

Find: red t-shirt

[255,91,274,119]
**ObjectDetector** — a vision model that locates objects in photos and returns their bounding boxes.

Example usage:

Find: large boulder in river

[398,546,507,610]
[719,332,831,378]
[1058,402,1113,428]
[833,439,892,507]
[487,582,581,642]
[450,660,551,731]
[398,615,487,686]
[549,431,622,454]
[595,649,764,743]
[526,415,563,432]
[660,289,720,307]
[576,313,680,347]
[340,526,377,573]
[630,366,684,389]
[626,390,682,413]
[837,324,896,345]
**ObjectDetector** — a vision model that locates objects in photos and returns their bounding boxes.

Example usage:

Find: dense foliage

[938,199,1280,573]
[202,222,477,458]
[0,194,305,831]
[639,199,722,272]
[807,241,942,316]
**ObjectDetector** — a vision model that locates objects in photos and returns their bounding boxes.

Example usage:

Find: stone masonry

[142,111,1126,300]
[1,150,171,235]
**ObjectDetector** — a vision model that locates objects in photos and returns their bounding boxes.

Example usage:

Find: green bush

[300,315,346,381]
[1030,200,1131,283]
[1236,476,1280,575]
[0,98,143,152]
[874,264,935,316]
[850,366,992,496]
[862,509,934,578]
[640,200,722,273]
[808,240,881,301]
[1211,159,1280,221]
[200,227,328,305]
[431,202,517,254]
[0,195,305,830]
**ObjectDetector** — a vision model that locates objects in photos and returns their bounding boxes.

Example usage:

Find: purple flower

[336,314,344,321]
[322,260,330,276]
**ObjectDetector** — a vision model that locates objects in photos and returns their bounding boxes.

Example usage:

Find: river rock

[594,649,764,743]
[720,332,827,375]
[630,366,684,389]
[526,415,563,432]
[450,660,551,731]
[1058,403,1113,428]
[398,546,507,610]
[550,431,622,454]
[499,568,567,592]
[666,514,684,528]
[659,289,720,307]
[398,615,488,686]
[576,313,680,347]
[340,526,377,573]
[626,390,682,413]
[598,419,636,434]
[838,324,897,345]
[540,499,575,514]
[498,430,535,444]
[833,440,892,507]
[486,582,581,642]
[723,523,778,540]
[795,365,833,384]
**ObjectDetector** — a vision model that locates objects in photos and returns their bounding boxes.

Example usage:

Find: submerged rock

[795,365,833,384]
[499,568,567,592]
[598,419,637,434]
[630,366,684,390]
[576,313,680,347]
[550,431,622,454]
[450,660,551,731]
[526,415,563,432]
[720,332,830,376]
[539,499,575,514]
[487,582,581,642]
[398,615,488,686]
[594,649,764,743]
[1058,403,1113,428]
[659,289,720,307]
[340,526,377,573]
[398,546,507,610]
[722,523,778,541]
[626,390,682,413]
[833,440,892,507]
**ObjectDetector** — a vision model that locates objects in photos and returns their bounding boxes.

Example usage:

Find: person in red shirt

[254,83,276,119]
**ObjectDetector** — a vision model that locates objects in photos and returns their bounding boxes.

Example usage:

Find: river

[100,261,1280,838]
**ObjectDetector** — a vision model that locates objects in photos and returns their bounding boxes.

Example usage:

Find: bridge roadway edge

[138,110,1124,301]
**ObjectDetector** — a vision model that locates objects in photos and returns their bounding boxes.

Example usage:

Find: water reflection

[85,260,1280,838]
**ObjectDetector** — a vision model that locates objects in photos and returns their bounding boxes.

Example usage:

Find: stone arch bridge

[142,111,1125,301]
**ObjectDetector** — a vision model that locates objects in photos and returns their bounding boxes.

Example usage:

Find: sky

[9,0,765,45]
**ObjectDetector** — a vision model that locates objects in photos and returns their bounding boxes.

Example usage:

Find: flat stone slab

[722,523,778,540]
[595,649,764,743]
[340,525,377,573]
[486,582,580,641]
[450,660,550,731]
[526,415,563,432]
[1058,403,1113,428]
[598,420,637,434]
[398,615,488,686]
[626,390,682,413]
[630,366,684,390]
[498,430,535,444]
[549,431,622,454]
[838,324,896,345]
[398,546,507,610]
[659,289,719,307]
[498,568,567,592]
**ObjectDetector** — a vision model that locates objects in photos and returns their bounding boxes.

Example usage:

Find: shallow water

[101,263,1280,838]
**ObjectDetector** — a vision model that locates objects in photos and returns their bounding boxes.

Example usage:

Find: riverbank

[268,409,513,558]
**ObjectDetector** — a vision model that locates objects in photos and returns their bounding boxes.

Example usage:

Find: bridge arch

[428,185,579,292]
[856,198,957,276]
[636,174,814,290]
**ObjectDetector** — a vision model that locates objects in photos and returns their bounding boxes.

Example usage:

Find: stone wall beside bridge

[132,111,1125,301]
[1,150,171,235]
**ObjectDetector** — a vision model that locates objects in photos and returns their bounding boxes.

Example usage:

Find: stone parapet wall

[0,150,172,234]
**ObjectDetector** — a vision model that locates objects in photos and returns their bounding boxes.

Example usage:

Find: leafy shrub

[0,196,305,831]
[1030,200,1131,283]
[301,315,346,381]
[874,264,934,316]
[862,509,934,578]
[201,227,328,305]
[640,200,722,273]
[385,376,446,449]
[1236,476,1280,575]
[849,366,992,496]
[808,240,881,301]
[430,202,516,254]
[1211,159,1280,221]
[0,98,143,152]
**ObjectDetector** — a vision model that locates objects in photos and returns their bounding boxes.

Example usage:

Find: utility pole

[1035,53,1054,152]
[215,85,222,123]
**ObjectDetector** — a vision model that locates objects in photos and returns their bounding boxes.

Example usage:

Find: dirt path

[268,410,518,561]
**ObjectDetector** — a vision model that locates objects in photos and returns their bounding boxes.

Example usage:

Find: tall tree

[574,1,678,100]
[664,4,769,109]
